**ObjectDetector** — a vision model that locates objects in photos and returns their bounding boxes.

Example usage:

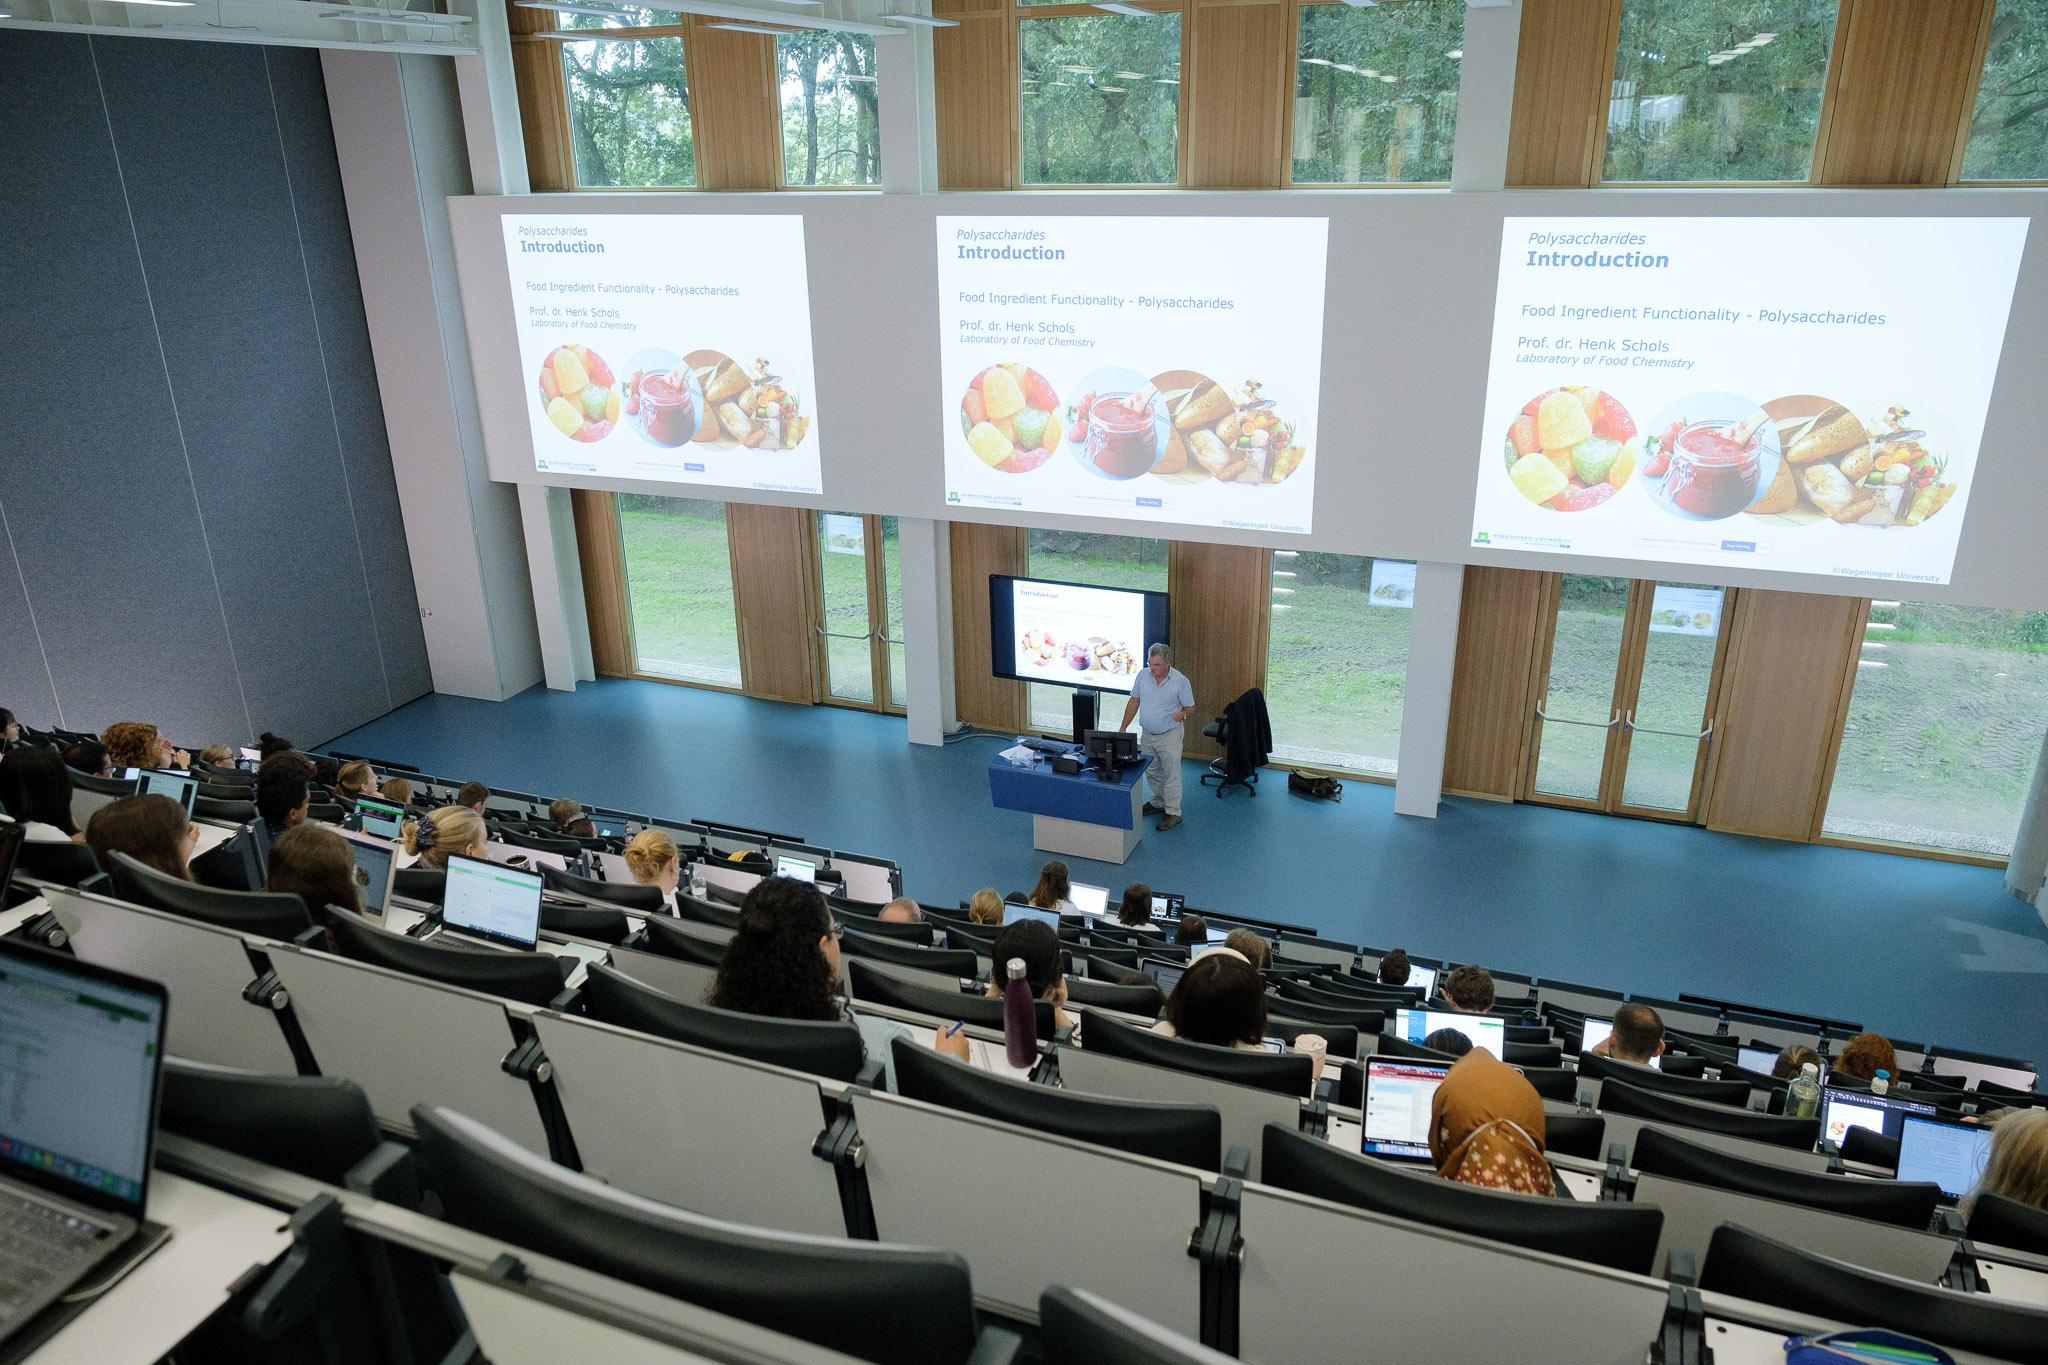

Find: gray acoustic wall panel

[0,30,429,747]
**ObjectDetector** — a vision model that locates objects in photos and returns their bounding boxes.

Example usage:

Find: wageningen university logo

[1474,531,1491,544]
[948,491,961,503]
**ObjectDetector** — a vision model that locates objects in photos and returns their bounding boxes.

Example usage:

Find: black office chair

[1083,1012,1314,1099]
[1700,1223,2048,1362]
[583,963,868,1083]
[541,864,666,913]
[1198,695,1259,798]
[1653,1052,1709,1078]
[1968,1191,2048,1258]
[1598,1078,1819,1150]
[837,928,979,979]
[498,827,581,858]
[412,1104,1003,1365]
[1578,1052,1751,1107]
[192,795,260,822]
[1631,1125,1939,1229]
[538,900,633,945]
[845,960,1058,1041]
[1063,973,1164,1019]
[1373,1032,1461,1064]
[1503,1041,1564,1068]
[160,1059,395,1190]
[326,911,570,1008]
[1083,944,1141,972]
[893,1040,1223,1171]
[639,913,730,967]
[14,839,100,887]
[1518,1066,1580,1103]
[1039,1285,1233,1365]
[197,780,253,800]
[704,879,751,908]
[1266,1019,1357,1066]
[1263,996,1383,1035]
[70,771,139,798]
[107,851,313,940]
[1544,1113,1605,1160]
[1974,1077,2044,1107]
[1261,1126,1664,1275]
[1839,1125,1901,1172]
[679,892,742,929]
[833,909,937,945]
[392,867,446,905]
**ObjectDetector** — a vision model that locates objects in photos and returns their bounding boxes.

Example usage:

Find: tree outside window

[561,36,697,188]
[1292,0,1464,184]
[1020,13,1182,185]
[1961,0,2048,181]
[779,33,881,186]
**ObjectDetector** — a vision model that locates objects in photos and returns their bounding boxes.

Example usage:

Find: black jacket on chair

[1222,688,1272,781]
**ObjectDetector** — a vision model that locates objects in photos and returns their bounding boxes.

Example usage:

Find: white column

[1449,0,1522,193]
[322,51,542,700]
[898,517,959,745]
[2008,728,2048,921]
[453,0,530,196]
[1393,561,1466,817]
[518,484,596,689]
[875,25,939,195]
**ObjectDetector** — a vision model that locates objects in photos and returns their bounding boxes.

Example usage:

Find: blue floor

[325,677,2048,1071]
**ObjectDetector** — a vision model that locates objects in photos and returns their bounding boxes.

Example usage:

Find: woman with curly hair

[709,876,967,1084]
[102,721,188,772]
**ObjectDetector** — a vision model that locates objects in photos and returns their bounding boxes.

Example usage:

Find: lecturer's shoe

[1142,803,1164,816]
[1156,814,1182,831]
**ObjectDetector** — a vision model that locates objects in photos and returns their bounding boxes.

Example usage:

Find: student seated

[196,744,236,768]
[1027,860,1075,914]
[0,709,17,745]
[1441,963,1496,1014]
[62,740,112,778]
[1174,914,1208,947]
[0,747,81,842]
[87,794,199,882]
[1379,948,1412,986]
[267,824,363,946]
[1153,951,1323,1080]
[455,781,490,813]
[101,721,188,772]
[402,807,489,871]
[379,777,414,808]
[1423,1028,1475,1058]
[546,798,596,838]
[1835,1032,1898,1084]
[966,887,1004,926]
[1224,928,1271,971]
[1116,882,1162,932]
[622,828,682,908]
[1965,1109,2048,1217]
[707,877,969,1087]
[333,761,379,809]
[1772,1044,1822,1080]
[1431,1049,1553,1195]
[256,731,296,762]
[879,898,921,924]
[312,757,342,791]
[982,920,1073,1033]
[1589,1002,1665,1065]
[257,764,312,847]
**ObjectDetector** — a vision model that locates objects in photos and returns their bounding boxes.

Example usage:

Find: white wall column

[518,484,597,689]
[1393,561,1465,817]
[323,51,542,700]
[2009,728,2048,922]
[876,24,939,195]
[899,517,959,745]
[1449,0,1522,193]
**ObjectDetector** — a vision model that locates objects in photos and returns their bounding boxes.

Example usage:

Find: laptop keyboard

[0,1192,105,1314]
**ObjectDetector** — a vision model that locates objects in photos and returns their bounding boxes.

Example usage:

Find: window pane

[562,37,696,188]
[1026,531,1168,731]
[1265,553,1411,775]
[1020,14,1182,185]
[881,516,906,709]
[817,512,873,704]
[1604,0,1839,183]
[778,34,881,186]
[1292,0,1463,184]
[1961,0,2048,180]
[619,495,741,686]
[1619,584,1722,812]
[1823,602,2048,858]
[1532,575,1631,801]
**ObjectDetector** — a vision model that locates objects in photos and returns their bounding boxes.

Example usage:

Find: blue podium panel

[988,754,1151,829]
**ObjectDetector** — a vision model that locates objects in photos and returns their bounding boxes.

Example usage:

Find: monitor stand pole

[1071,690,1098,748]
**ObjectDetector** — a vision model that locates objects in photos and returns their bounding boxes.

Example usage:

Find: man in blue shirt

[1120,643,1194,831]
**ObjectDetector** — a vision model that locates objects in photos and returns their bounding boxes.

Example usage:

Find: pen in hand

[943,1020,966,1038]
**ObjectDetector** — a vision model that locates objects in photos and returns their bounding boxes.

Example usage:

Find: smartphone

[1259,1037,1286,1055]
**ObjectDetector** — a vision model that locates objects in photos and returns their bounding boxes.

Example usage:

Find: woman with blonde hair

[196,744,235,767]
[401,806,488,871]
[1964,1109,2048,1218]
[86,794,199,882]
[623,828,683,908]
[102,721,188,772]
[379,777,414,808]
[334,761,379,808]
[967,887,1004,926]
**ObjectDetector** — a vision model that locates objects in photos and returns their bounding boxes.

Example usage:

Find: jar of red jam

[638,372,695,448]
[1086,393,1159,478]
[1665,420,1761,519]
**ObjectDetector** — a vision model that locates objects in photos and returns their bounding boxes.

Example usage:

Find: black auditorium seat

[1632,1125,1940,1230]
[108,851,313,940]
[582,963,868,1083]
[326,910,570,1008]
[1597,1078,1819,1150]
[1083,1012,1313,1099]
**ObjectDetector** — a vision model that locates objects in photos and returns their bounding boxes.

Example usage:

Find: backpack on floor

[1287,769,1342,802]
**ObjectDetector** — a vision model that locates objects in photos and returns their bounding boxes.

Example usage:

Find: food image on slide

[1011,579,1147,690]
[1471,216,2028,584]
[937,215,1328,534]
[502,214,822,494]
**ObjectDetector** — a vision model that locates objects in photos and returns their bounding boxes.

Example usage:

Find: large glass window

[618,495,742,687]
[778,33,881,186]
[1026,531,1168,731]
[1960,0,2048,181]
[1291,0,1464,184]
[561,36,697,188]
[1020,12,1182,185]
[1823,601,2048,858]
[1264,553,1412,775]
[1603,0,1840,183]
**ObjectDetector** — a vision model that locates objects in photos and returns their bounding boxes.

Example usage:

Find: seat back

[192,795,259,822]
[1967,1190,2048,1258]
[412,1104,983,1365]
[394,867,447,904]
[326,910,569,1007]
[1597,1077,1820,1149]
[1502,1041,1563,1068]
[833,910,936,945]
[538,900,633,945]
[1839,1125,1900,1171]
[678,893,742,929]
[1260,1125,1663,1275]
[1544,1113,1605,1159]
[500,828,580,857]
[1577,1051,1750,1106]
[837,928,978,979]
[1632,1126,1939,1229]
[540,864,665,912]
[108,851,313,939]
[1064,974,1163,1019]
[1518,1066,1580,1102]
[1259,995,1384,1033]
[845,960,1057,1041]
[640,913,729,967]
[1084,1013,1314,1099]
[1039,1286,1233,1365]
[160,1060,383,1187]
[15,839,101,888]
[582,963,867,1083]
[893,1040,1221,1171]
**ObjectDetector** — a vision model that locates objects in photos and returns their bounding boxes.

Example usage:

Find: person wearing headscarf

[1429,1049,1553,1196]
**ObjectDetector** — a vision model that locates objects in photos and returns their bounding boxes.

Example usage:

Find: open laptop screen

[0,943,164,1214]
[1404,963,1438,997]
[442,854,543,950]
[1150,893,1185,918]
[356,797,406,840]
[1003,903,1061,930]
[1737,1045,1785,1076]
[1896,1115,1994,1202]
[1142,958,1185,997]
[338,831,397,916]
[1580,1018,1613,1055]
[1820,1085,1939,1147]
[1068,882,1109,917]
[1362,1057,1451,1160]
[1393,1008,1505,1060]
[774,855,817,882]
[128,768,197,815]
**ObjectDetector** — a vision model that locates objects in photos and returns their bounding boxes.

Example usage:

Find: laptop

[1141,958,1186,997]
[125,768,197,815]
[1002,903,1061,930]
[1819,1084,1939,1148]
[774,854,817,882]
[355,796,407,840]
[1737,1045,1784,1076]
[0,940,170,1344]
[437,854,543,951]
[1393,1008,1506,1061]
[334,829,399,917]
[1068,882,1109,918]
[1578,1017,1662,1069]
[1360,1055,1453,1161]
[1404,963,1438,997]
[1150,892,1185,919]
[1895,1114,1995,1204]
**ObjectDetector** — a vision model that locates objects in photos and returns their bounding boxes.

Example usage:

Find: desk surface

[988,752,1151,830]
[24,1171,293,1365]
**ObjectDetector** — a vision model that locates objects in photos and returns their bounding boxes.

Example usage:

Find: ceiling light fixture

[707,19,790,30]
[517,0,894,34]
[318,8,473,25]
[880,11,958,26]
[93,0,199,7]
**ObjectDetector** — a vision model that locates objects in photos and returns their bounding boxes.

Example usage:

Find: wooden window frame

[1281,0,1461,190]
[1013,0,1193,189]
[543,21,708,192]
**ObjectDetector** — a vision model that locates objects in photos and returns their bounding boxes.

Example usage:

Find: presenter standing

[1121,643,1194,832]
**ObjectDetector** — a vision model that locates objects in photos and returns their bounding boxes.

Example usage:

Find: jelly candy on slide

[546,396,583,438]
[1509,452,1568,505]
[967,421,1013,468]
[552,348,590,398]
